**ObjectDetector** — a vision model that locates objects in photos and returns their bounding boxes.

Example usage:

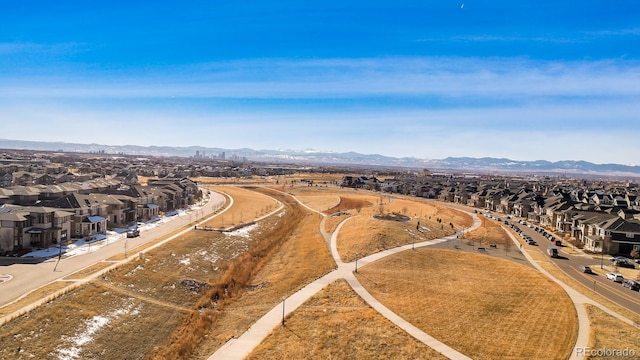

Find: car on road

[623,280,640,291]
[606,272,624,283]
[580,265,593,274]
[126,229,140,238]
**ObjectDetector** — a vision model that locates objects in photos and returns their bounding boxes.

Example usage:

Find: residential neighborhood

[347,172,640,258]
[3,146,640,262]
[0,150,201,256]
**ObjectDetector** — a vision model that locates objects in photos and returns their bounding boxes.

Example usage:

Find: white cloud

[2,56,639,164]
[2,57,639,101]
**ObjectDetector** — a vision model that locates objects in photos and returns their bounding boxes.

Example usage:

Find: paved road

[517,225,640,316]
[0,191,226,308]
[436,201,640,317]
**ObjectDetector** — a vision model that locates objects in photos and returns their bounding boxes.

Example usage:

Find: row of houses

[375,174,640,257]
[0,177,200,256]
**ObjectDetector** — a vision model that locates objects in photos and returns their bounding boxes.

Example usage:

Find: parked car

[615,260,635,269]
[580,265,593,274]
[623,280,640,291]
[606,272,624,283]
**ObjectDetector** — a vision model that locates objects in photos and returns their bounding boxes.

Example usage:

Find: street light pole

[281,296,286,326]
[355,252,359,273]
[53,242,62,272]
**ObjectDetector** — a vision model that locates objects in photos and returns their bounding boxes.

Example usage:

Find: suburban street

[435,200,640,317]
[0,191,226,308]
[512,221,640,316]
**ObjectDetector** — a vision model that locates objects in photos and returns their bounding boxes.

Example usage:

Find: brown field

[585,305,640,360]
[465,216,511,245]
[192,188,335,358]
[336,198,472,262]
[293,192,342,213]
[247,279,446,359]
[357,249,578,359]
[7,183,626,360]
[323,195,377,215]
[201,186,278,229]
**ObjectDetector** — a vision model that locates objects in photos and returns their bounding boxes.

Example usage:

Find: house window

[626,233,635,238]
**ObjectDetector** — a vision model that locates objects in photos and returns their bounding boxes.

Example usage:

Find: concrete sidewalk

[209,203,482,360]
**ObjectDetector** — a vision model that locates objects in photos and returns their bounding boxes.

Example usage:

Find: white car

[606,272,624,283]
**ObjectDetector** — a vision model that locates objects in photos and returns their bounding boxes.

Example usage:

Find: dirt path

[95,281,195,313]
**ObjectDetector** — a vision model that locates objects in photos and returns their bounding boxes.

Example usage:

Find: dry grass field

[585,305,640,360]
[192,188,335,359]
[357,249,578,359]
[464,216,511,246]
[201,186,278,229]
[336,198,472,262]
[247,279,446,359]
[7,180,620,360]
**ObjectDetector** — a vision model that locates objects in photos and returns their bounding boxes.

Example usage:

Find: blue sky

[1,1,639,164]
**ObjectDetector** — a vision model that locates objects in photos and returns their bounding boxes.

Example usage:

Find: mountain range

[1,138,639,177]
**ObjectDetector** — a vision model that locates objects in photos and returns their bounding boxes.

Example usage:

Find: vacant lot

[247,279,446,359]
[357,249,577,359]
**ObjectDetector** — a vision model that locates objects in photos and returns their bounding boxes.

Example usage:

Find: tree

[631,247,640,260]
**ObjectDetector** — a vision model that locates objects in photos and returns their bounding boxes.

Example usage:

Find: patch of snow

[56,315,109,360]
[179,258,191,266]
[223,223,259,238]
[56,301,141,360]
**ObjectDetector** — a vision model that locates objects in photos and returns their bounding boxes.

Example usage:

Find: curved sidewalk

[210,197,481,360]
[505,230,637,360]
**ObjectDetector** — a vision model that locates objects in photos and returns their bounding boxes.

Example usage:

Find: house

[0,205,73,255]
[467,189,488,208]
[35,173,57,185]
[585,217,640,256]
[0,173,12,187]
[7,186,41,206]
[12,171,37,186]
[43,193,109,240]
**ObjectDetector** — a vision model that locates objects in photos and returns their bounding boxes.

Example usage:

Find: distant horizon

[1,2,639,164]
[2,137,639,168]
